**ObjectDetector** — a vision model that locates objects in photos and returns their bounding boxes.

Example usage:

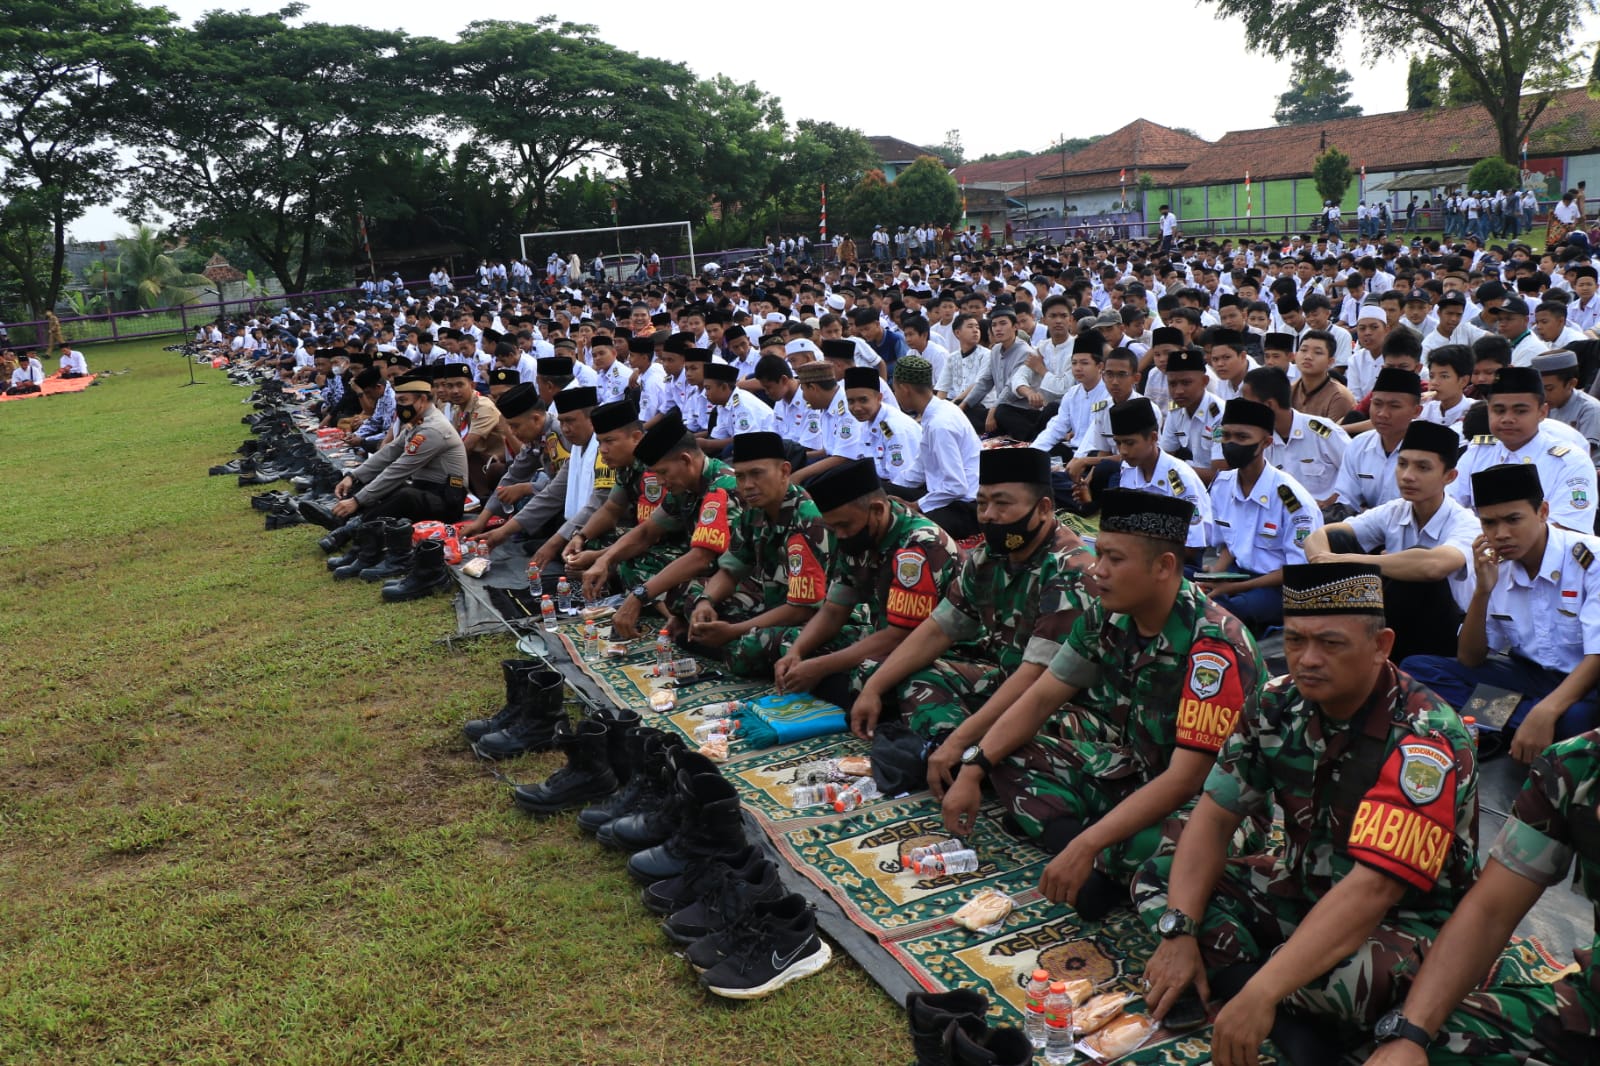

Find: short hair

[1243,366,1292,408]
[1298,328,1336,358]
[1471,334,1512,368]
[1382,329,1423,361]
[900,314,930,337]
[754,354,792,383]
[849,306,878,328]
[1428,344,1474,378]
[1103,347,1139,372]
[1536,300,1569,319]
[1301,293,1332,314]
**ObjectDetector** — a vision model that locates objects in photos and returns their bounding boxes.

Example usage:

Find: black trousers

[924,500,979,540]
[993,403,1054,442]
[1323,528,1461,660]
[367,482,467,524]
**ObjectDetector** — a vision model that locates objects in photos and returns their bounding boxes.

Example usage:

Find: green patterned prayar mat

[539,613,1570,1065]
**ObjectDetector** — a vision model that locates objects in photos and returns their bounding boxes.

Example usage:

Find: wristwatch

[629,583,652,604]
[1374,1009,1431,1049]
[1156,908,1198,939]
[959,745,993,776]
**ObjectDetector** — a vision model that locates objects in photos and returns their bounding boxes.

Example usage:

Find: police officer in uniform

[1139,563,1478,1063]
[1403,462,1600,760]
[312,374,470,524]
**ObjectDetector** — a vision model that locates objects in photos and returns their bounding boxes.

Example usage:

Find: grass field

[0,341,905,1064]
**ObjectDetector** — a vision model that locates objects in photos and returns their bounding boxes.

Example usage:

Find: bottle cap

[659,627,670,635]
[1033,969,1050,981]
[1049,981,1067,993]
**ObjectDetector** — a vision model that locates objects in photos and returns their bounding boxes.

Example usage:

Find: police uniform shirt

[1549,388,1600,466]
[1345,495,1482,612]
[1331,429,1403,512]
[1481,523,1600,673]
[1120,449,1215,549]
[1265,410,1350,499]
[1033,378,1110,452]
[867,403,925,489]
[1208,463,1323,574]
[918,395,981,511]
[351,405,469,508]
[1452,426,1599,533]
[1160,391,1225,470]
[709,388,776,440]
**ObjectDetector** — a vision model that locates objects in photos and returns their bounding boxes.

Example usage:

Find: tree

[1273,57,1364,124]
[938,129,965,167]
[692,75,786,215]
[0,0,173,317]
[114,225,212,309]
[427,19,695,233]
[1313,147,1354,206]
[1044,134,1106,156]
[892,156,961,227]
[1406,55,1445,108]
[115,7,418,293]
[768,120,878,229]
[1467,156,1521,193]
[1204,0,1596,163]
[840,169,893,238]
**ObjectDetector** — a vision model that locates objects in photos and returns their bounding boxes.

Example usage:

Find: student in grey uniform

[1241,365,1349,509]
[1327,367,1422,519]
[1402,462,1600,759]
[1534,349,1600,467]
[326,374,470,523]
[1451,366,1599,533]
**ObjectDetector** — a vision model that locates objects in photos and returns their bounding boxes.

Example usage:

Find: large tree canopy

[113,6,416,292]
[1274,57,1363,124]
[1206,0,1596,162]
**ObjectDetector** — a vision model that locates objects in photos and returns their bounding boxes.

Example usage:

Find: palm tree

[115,225,212,309]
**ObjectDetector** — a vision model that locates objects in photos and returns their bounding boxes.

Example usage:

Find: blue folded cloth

[734,693,847,748]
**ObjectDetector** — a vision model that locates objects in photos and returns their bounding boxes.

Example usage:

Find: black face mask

[838,528,876,554]
[396,402,418,423]
[1221,440,1260,470]
[981,509,1043,556]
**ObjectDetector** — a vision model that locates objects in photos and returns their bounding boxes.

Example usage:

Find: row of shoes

[465,660,835,999]
[309,512,451,602]
[906,988,1033,1066]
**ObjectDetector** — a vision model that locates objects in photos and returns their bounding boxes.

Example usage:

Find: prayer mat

[0,373,95,402]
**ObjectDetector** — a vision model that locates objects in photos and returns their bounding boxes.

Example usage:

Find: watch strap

[1378,1013,1431,1049]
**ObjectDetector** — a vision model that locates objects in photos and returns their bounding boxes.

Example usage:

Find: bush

[1466,156,1521,194]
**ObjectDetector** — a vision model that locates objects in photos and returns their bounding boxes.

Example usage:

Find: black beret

[806,458,882,512]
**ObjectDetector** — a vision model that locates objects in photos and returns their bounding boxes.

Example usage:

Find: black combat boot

[319,516,362,556]
[511,717,618,815]
[359,519,415,582]
[602,748,719,851]
[593,732,684,844]
[906,989,991,1066]
[473,665,566,758]
[575,714,650,834]
[627,771,749,884]
[298,497,342,529]
[380,539,451,602]
[332,522,384,580]
[462,660,542,744]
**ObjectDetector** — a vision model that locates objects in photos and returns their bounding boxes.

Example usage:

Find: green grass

[0,341,905,1064]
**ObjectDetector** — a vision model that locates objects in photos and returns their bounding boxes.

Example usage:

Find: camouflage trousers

[718,623,874,688]
[1132,852,1445,1028]
[678,576,786,678]
[1427,972,1600,1065]
[616,542,682,591]
[989,723,1188,883]
[899,657,1004,739]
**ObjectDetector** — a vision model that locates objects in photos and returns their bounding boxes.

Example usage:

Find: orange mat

[0,374,96,403]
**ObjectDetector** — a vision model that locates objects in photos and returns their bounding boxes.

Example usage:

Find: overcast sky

[71,0,1600,238]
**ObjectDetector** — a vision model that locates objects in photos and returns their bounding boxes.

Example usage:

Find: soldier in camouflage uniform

[770,459,960,707]
[686,432,835,676]
[1139,562,1478,1065]
[851,448,1095,745]
[580,409,743,639]
[943,489,1265,922]
[1362,728,1600,1066]
[563,401,678,587]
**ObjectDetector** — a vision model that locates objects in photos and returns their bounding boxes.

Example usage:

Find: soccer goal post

[519,220,696,281]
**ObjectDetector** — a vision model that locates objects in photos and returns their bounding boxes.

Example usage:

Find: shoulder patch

[1277,483,1302,513]
[1169,400,1181,411]
[1551,445,1572,458]
[1576,543,1595,570]
[1309,419,1332,438]
[1166,469,1184,495]
[1091,399,1109,412]
[1471,435,1496,445]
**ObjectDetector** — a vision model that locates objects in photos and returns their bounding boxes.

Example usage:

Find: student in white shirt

[57,344,89,378]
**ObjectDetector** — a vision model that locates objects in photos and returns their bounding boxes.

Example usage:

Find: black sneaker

[698,896,832,999]
[663,860,783,945]
[685,892,806,973]
[640,844,766,916]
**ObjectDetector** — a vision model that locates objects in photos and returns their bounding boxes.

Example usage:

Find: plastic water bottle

[1024,969,1052,1049]
[1463,715,1479,748]
[582,620,599,660]
[655,628,673,668]
[692,718,741,743]
[693,700,744,719]
[541,596,558,632]
[556,577,572,614]
[831,778,883,813]
[650,657,700,679]
[908,838,968,865]
[791,782,844,808]
[526,559,540,589]
[1044,982,1075,1063]
[911,849,979,875]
